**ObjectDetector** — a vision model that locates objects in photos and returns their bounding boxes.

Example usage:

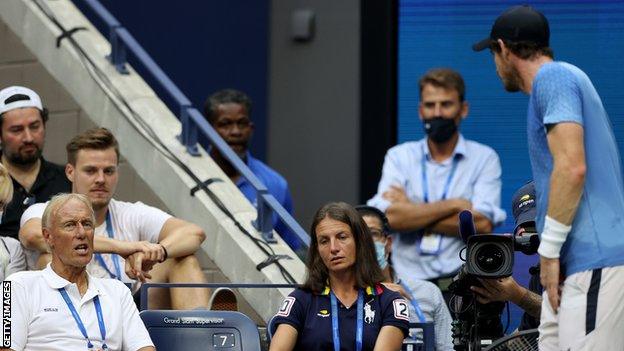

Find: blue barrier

[80,0,310,247]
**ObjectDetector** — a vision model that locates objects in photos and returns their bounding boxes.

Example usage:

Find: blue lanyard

[398,281,427,324]
[58,288,108,350]
[421,146,459,203]
[94,212,122,280]
[330,289,364,351]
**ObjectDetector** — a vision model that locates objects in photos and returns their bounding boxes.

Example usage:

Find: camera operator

[470,182,542,330]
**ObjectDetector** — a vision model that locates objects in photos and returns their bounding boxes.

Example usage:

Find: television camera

[449,210,539,351]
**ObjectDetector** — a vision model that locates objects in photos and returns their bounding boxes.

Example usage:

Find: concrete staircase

[0,0,305,323]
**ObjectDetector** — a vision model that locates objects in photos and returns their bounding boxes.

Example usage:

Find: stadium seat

[266,314,277,341]
[139,310,262,351]
[403,322,435,351]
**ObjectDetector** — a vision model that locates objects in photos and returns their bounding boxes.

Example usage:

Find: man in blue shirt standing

[474,5,624,350]
[368,68,506,302]
[203,89,298,250]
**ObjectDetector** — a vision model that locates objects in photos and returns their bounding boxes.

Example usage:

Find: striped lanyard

[330,289,364,351]
[93,212,122,280]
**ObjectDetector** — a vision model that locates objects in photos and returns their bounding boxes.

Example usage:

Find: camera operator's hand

[470,277,525,304]
[540,256,562,313]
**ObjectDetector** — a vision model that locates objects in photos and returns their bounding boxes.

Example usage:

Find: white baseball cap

[0,86,43,115]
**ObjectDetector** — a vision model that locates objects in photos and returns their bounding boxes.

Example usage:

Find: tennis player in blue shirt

[474,5,624,350]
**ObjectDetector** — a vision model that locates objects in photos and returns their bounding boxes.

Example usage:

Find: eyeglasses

[369,229,387,242]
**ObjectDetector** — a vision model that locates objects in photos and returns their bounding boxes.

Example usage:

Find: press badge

[419,233,442,255]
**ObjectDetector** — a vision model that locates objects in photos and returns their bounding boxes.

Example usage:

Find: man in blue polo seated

[202,89,298,251]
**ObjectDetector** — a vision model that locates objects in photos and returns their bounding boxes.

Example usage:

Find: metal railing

[81,0,310,248]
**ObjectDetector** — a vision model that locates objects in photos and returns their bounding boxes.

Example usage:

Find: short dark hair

[489,40,554,60]
[419,68,466,102]
[66,127,120,165]
[203,89,252,123]
[302,202,386,293]
[0,93,49,130]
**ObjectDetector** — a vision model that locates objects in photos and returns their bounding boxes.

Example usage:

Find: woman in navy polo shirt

[269,202,410,351]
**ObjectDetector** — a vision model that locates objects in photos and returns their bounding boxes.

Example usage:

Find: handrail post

[107,26,129,74]
[179,106,200,156]
[254,189,277,243]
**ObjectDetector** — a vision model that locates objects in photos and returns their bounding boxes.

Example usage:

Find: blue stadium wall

[398,0,624,331]
[72,0,270,160]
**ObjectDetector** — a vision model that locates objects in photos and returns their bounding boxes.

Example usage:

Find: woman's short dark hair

[302,202,385,293]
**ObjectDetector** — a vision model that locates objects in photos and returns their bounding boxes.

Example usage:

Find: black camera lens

[475,244,505,273]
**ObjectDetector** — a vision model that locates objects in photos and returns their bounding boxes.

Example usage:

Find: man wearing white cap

[0,86,70,242]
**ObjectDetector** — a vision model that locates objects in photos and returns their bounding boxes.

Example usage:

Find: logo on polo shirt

[43,308,58,312]
[517,194,534,209]
[317,309,330,318]
[364,303,375,324]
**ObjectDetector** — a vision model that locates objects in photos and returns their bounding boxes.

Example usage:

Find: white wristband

[537,215,572,259]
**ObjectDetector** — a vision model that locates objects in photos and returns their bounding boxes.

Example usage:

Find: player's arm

[385,195,471,232]
[539,122,585,255]
[546,122,585,227]
[157,217,206,258]
[137,348,155,351]
[427,210,493,236]
[540,122,585,312]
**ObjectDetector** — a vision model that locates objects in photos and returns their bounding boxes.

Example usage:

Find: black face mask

[423,117,457,144]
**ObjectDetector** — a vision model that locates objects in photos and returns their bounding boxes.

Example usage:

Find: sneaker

[208,287,239,311]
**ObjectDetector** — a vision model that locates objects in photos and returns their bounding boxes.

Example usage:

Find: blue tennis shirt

[527,61,624,276]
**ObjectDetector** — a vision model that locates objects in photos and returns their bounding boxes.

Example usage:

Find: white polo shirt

[5,264,153,351]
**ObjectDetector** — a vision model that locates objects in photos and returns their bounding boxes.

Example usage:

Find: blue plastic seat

[402,322,435,351]
[139,310,261,351]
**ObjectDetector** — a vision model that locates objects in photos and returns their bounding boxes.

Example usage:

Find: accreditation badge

[419,233,442,255]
